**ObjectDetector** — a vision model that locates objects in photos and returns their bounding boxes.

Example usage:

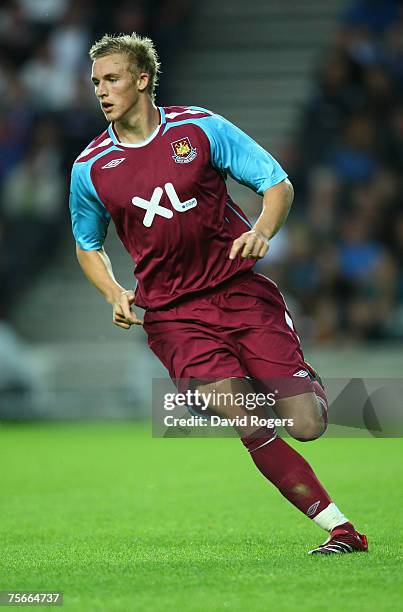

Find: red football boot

[308,524,368,555]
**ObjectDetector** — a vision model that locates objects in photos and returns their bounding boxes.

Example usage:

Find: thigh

[191,377,274,438]
[221,273,314,398]
[143,303,246,385]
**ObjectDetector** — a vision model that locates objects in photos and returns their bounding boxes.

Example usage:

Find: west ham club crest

[171,137,197,164]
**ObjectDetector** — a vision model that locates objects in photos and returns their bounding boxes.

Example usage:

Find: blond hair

[89,33,161,100]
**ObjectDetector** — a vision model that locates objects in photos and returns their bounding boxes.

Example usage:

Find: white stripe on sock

[312,502,349,532]
[249,433,277,453]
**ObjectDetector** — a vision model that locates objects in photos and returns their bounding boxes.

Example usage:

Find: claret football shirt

[69,106,287,310]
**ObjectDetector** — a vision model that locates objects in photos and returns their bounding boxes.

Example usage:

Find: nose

[96,82,108,98]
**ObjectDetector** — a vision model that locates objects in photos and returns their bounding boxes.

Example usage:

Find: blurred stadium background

[1,0,403,419]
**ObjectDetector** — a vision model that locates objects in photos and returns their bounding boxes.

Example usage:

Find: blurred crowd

[0,0,190,317]
[265,0,403,343]
[0,0,402,345]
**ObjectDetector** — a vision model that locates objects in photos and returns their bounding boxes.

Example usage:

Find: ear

[137,72,150,92]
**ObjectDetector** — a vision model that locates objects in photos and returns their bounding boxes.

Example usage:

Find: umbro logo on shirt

[102,158,126,169]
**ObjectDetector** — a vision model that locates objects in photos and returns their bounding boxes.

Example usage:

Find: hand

[112,290,143,329]
[229,229,270,260]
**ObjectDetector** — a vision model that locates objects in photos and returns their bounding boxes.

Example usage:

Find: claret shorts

[143,271,317,399]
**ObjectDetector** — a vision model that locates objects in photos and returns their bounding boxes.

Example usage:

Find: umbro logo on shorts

[293,369,309,378]
[102,158,126,169]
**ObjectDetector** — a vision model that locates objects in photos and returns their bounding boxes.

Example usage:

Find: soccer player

[69,33,368,555]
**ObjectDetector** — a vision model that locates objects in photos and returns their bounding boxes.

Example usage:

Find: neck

[114,98,160,145]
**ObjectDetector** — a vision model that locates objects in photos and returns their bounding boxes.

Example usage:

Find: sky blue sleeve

[69,161,110,251]
[195,112,288,195]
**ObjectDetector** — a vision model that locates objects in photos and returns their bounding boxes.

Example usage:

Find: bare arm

[229,178,294,260]
[76,245,142,328]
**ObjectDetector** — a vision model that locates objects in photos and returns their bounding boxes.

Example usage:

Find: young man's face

[91,53,141,122]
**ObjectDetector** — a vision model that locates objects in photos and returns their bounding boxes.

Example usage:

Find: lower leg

[194,379,355,534]
[241,428,352,532]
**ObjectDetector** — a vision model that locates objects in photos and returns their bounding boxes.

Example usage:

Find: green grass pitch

[0,422,402,611]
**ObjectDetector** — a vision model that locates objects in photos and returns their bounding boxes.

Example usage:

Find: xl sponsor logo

[132,182,197,227]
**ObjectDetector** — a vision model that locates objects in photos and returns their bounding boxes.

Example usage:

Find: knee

[289,413,327,442]
[295,387,328,441]
[293,421,327,442]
